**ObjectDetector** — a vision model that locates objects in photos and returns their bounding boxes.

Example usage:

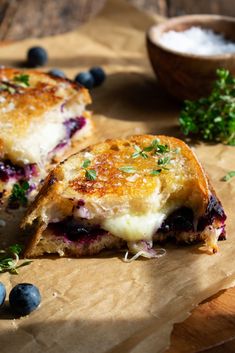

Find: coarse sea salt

[156,26,235,56]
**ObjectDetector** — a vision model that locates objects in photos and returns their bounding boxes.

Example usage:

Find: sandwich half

[22,135,226,259]
[0,67,92,208]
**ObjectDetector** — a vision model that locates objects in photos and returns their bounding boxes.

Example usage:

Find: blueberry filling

[197,195,226,231]
[77,199,85,207]
[158,207,194,233]
[50,194,226,245]
[51,117,86,154]
[49,218,107,244]
[0,160,38,182]
[63,116,86,138]
[51,140,68,154]
[158,195,226,238]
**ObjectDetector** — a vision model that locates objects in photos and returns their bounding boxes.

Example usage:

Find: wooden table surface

[1,0,235,40]
[166,287,235,352]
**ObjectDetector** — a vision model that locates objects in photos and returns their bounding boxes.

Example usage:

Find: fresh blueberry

[90,67,106,86]
[74,72,95,89]
[27,46,48,67]
[0,282,6,307]
[48,69,66,79]
[9,283,41,316]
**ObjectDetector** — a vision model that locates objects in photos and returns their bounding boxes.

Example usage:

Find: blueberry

[48,69,66,79]
[74,72,95,89]
[9,283,41,316]
[158,207,194,233]
[0,282,6,307]
[27,46,48,67]
[90,67,106,86]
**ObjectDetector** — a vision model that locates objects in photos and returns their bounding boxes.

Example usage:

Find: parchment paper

[0,1,235,352]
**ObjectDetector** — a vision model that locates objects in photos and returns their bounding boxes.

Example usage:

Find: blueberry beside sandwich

[21,135,226,259]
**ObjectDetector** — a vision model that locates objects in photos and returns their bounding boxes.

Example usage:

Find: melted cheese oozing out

[3,100,86,165]
[101,212,166,242]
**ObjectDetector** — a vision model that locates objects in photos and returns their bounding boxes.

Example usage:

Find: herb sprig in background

[179,68,235,145]
[0,244,32,274]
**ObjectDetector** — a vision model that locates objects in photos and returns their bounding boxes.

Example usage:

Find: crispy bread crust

[23,134,210,221]
[0,68,91,131]
[25,229,124,258]
[22,134,217,258]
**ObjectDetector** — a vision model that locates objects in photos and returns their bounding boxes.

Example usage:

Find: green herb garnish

[158,156,171,166]
[85,169,97,181]
[222,171,235,181]
[179,68,235,145]
[144,139,160,152]
[82,159,91,168]
[13,74,30,87]
[143,139,170,154]
[9,181,30,208]
[82,159,97,180]
[119,166,136,173]
[0,83,16,94]
[0,244,32,274]
[131,145,148,159]
[151,169,162,176]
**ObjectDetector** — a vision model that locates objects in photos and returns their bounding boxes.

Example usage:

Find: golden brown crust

[0,68,90,132]
[69,135,209,199]
[22,134,217,258]
[23,134,210,222]
[24,229,124,258]
[0,67,92,165]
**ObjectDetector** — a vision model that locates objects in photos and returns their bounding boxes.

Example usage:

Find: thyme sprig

[222,171,235,181]
[8,181,30,208]
[0,244,32,274]
[81,159,97,180]
[179,68,235,145]
[13,74,30,87]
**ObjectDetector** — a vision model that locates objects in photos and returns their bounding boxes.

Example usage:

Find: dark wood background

[0,0,234,40]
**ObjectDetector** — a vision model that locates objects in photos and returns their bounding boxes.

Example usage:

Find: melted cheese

[3,102,86,166]
[102,212,166,242]
[12,121,66,165]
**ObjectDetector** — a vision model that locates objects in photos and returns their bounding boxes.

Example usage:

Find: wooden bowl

[146,15,235,101]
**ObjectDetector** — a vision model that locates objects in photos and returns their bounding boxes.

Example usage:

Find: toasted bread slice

[0,68,92,241]
[22,135,226,258]
[0,68,92,174]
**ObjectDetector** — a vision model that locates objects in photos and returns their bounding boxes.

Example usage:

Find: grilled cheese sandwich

[0,68,92,243]
[0,68,92,173]
[22,135,226,258]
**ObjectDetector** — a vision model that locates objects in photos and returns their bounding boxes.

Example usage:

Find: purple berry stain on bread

[198,195,226,238]
[158,207,194,233]
[49,218,107,245]
[158,195,226,240]
[64,116,86,138]
[0,160,38,182]
[50,117,86,155]
[48,175,58,186]
[77,199,85,207]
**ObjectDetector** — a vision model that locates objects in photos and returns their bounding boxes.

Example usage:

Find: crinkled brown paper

[0,1,235,352]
